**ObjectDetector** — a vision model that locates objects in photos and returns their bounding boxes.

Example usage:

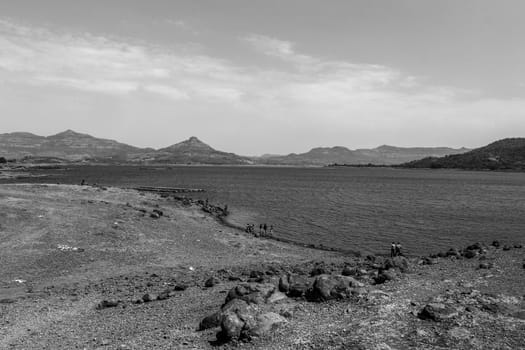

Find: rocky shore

[0,184,523,349]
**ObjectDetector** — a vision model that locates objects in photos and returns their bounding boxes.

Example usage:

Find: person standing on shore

[263,223,267,235]
[391,242,396,257]
[395,242,402,256]
[269,225,274,236]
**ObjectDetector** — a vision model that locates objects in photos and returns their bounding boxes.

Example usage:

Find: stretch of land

[0,183,523,349]
[0,129,470,166]
[2,130,525,171]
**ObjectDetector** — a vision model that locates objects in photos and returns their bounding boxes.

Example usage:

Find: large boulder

[306,274,363,302]
[225,283,275,305]
[220,312,246,340]
[198,312,222,330]
[279,274,310,297]
[245,312,287,338]
[382,256,409,272]
[199,299,252,331]
[418,303,458,322]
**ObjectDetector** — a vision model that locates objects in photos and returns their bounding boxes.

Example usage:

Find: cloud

[0,20,524,153]
[0,19,243,100]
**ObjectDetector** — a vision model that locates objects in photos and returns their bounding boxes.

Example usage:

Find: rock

[220,312,244,340]
[462,249,477,259]
[174,283,188,291]
[341,266,356,276]
[373,271,395,285]
[466,242,482,251]
[418,303,458,321]
[96,299,120,309]
[310,266,327,276]
[278,275,290,293]
[225,283,275,305]
[150,212,161,219]
[204,276,220,288]
[306,274,363,302]
[267,291,287,304]
[437,251,447,258]
[491,240,500,248]
[249,270,264,279]
[221,298,251,315]
[142,293,156,302]
[502,245,511,251]
[283,274,310,298]
[152,209,163,216]
[245,312,287,338]
[156,289,171,300]
[198,312,222,331]
[514,243,522,248]
[446,248,460,257]
[478,262,494,269]
[421,257,437,265]
[382,256,409,272]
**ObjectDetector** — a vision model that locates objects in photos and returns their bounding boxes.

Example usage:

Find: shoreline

[0,183,523,349]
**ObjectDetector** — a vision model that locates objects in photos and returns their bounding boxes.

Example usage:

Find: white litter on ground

[57,244,80,251]
[13,279,26,283]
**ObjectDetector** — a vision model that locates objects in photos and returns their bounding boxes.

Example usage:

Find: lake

[7,165,525,255]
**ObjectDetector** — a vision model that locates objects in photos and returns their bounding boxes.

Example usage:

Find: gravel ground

[0,184,523,349]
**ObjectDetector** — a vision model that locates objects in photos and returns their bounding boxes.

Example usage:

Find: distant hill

[133,136,250,165]
[0,129,472,166]
[402,138,525,170]
[0,130,147,162]
[258,145,469,166]
[0,131,249,165]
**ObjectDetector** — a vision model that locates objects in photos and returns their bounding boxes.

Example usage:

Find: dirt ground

[0,184,523,349]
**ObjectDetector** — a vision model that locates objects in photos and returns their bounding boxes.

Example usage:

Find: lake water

[8,165,525,255]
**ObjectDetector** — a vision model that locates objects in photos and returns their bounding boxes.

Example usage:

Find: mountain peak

[161,136,215,152]
[50,129,87,138]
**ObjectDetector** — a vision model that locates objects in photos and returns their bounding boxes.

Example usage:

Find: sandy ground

[0,184,523,349]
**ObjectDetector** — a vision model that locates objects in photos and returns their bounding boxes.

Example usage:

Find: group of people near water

[390,242,403,257]
[246,223,273,237]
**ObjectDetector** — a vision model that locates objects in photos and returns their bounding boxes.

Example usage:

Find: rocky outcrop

[306,275,364,302]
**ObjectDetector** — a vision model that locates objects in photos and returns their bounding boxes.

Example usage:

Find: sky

[0,0,524,155]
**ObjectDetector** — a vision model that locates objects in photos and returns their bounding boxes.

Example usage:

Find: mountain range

[0,130,470,165]
[402,138,525,170]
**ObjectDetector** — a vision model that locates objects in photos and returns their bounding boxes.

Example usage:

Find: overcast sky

[1,0,524,155]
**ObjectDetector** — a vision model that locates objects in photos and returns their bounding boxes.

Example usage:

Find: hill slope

[131,136,250,165]
[0,131,248,164]
[402,138,525,170]
[0,130,148,161]
[259,145,469,166]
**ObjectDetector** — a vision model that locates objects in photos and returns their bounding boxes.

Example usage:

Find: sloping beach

[0,184,523,349]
